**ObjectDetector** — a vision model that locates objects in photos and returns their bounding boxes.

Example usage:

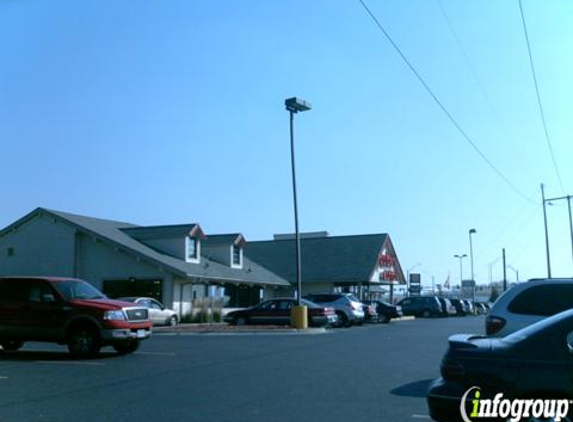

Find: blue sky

[1,0,572,287]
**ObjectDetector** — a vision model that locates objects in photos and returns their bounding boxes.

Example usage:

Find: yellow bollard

[290,305,308,329]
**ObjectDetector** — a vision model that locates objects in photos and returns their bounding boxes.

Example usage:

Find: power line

[475,199,537,258]
[436,0,530,168]
[518,0,566,194]
[358,0,535,204]
[475,208,540,281]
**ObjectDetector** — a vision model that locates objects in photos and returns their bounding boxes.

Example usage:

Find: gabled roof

[121,224,206,240]
[204,234,246,246]
[0,208,288,287]
[246,233,399,285]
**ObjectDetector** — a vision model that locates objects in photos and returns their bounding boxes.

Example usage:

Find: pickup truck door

[24,280,70,341]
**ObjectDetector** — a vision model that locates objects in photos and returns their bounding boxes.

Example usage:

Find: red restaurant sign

[380,270,397,281]
[378,254,394,267]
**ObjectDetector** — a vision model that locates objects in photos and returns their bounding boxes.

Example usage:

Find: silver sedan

[119,297,179,326]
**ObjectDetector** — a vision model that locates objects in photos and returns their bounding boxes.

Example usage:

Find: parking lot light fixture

[285,97,311,328]
[285,97,311,113]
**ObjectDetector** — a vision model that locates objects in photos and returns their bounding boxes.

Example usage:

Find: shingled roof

[1,208,289,287]
[246,233,402,285]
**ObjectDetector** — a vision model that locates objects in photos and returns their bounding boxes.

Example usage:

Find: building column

[163,273,173,309]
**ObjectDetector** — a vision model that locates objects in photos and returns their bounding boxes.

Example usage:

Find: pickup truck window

[0,279,31,302]
[54,280,106,300]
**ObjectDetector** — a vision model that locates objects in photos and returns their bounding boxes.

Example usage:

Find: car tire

[0,340,24,351]
[422,309,432,318]
[380,315,390,324]
[234,316,247,326]
[67,327,101,358]
[113,340,140,354]
[336,311,350,328]
[168,315,178,326]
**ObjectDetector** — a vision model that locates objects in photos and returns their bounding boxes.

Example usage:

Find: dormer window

[186,236,200,263]
[231,244,243,268]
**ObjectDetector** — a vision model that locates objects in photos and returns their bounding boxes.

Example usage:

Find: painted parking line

[36,361,105,366]
[412,415,431,419]
[0,376,8,379]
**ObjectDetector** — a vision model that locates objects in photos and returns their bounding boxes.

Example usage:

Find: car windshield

[53,280,107,300]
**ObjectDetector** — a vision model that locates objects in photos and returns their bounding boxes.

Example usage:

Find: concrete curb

[153,324,329,336]
[153,328,331,336]
[392,316,415,322]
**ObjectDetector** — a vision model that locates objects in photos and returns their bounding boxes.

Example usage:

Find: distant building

[0,208,407,313]
[246,231,406,299]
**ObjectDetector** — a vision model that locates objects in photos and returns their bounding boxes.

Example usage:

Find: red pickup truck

[0,276,153,358]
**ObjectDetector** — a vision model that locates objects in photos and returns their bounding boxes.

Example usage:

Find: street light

[285,97,311,327]
[469,229,477,281]
[453,254,467,284]
[542,182,573,276]
[507,265,519,282]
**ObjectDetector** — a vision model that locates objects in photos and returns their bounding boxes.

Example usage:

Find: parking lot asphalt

[0,316,485,422]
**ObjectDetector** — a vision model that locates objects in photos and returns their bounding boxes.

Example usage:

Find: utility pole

[542,185,573,274]
[502,248,507,292]
[568,195,573,266]
[541,184,552,278]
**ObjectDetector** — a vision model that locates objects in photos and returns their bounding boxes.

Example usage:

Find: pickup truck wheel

[0,340,24,351]
[113,340,140,354]
[68,328,100,358]
[168,315,178,326]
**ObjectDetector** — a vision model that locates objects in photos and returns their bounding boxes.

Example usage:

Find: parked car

[437,298,457,317]
[462,299,475,315]
[363,300,403,323]
[0,276,152,357]
[427,308,573,422]
[486,278,573,336]
[223,298,337,327]
[449,298,470,316]
[362,302,379,323]
[118,297,178,326]
[473,302,488,315]
[396,296,442,318]
[303,293,365,327]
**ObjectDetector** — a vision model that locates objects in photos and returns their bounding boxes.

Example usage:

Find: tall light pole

[285,97,311,311]
[544,191,573,272]
[469,228,476,281]
[453,254,467,284]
